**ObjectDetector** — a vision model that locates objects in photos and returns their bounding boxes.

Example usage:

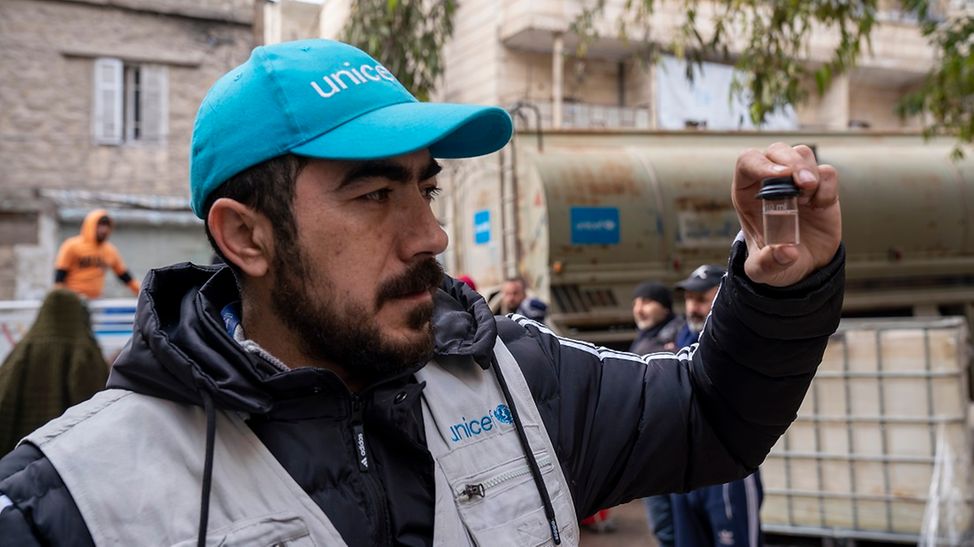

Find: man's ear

[207,198,273,278]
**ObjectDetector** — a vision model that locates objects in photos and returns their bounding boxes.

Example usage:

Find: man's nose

[400,194,448,259]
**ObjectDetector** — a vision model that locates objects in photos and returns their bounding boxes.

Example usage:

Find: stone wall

[0,0,254,198]
[0,0,254,298]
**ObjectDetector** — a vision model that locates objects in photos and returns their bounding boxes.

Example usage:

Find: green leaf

[341,0,457,100]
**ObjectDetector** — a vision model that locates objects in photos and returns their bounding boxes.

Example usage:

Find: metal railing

[532,101,652,130]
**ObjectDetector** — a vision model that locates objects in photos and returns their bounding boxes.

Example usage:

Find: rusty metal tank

[450,131,974,345]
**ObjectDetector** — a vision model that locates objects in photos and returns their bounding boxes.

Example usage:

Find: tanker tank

[449,131,974,347]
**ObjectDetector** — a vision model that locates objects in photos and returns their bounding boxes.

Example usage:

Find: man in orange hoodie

[53,210,140,299]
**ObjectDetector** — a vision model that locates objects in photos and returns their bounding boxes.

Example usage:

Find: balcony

[530,101,651,130]
[499,0,647,60]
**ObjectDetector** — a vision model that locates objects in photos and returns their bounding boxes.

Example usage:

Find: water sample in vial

[756,176,800,246]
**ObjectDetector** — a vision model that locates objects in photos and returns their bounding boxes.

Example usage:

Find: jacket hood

[80,209,111,244]
[433,275,497,367]
[26,289,95,341]
[108,263,498,413]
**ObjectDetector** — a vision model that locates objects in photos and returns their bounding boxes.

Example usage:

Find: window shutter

[140,64,169,144]
[124,66,138,142]
[92,58,123,145]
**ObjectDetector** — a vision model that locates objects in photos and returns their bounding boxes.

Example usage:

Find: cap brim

[676,280,720,292]
[291,102,513,160]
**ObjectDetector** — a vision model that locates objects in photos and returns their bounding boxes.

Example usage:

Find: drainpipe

[505,102,544,279]
[552,32,564,129]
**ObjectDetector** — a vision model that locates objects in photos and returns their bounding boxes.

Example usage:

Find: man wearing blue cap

[0,39,845,546]
[674,264,728,349]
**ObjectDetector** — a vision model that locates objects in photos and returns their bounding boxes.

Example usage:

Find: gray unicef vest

[24,338,579,546]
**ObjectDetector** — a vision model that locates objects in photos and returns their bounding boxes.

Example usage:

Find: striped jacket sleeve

[498,241,845,517]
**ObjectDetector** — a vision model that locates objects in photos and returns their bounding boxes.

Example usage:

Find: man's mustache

[376,258,444,307]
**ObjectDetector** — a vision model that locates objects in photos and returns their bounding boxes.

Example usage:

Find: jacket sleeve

[54,240,75,274]
[106,242,128,277]
[0,443,95,546]
[499,240,844,517]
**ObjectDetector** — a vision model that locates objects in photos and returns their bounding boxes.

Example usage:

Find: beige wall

[446,0,935,132]
[496,50,653,109]
[69,0,253,22]
[795,73,924,131]
[848,78,923,131]
[0,0,254,198]
[319,0,351,42]
[438,0,503,106]
[265,0,320,44]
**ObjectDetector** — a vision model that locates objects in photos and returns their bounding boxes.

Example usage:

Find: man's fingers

[809,164,839,209]
[735,147,787,191]
[736,143,822,195]
[792,144,818,162]
[745,244,800,283]
[759,143,822,204]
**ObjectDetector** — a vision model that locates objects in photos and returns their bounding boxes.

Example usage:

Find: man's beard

[687,316,706,333]
[635,317,653,330]
[269,237,443,386]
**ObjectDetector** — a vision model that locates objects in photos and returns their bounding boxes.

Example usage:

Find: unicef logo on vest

[493,404,513,425]
[448,404,514,443]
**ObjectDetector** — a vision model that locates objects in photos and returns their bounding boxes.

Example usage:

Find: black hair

[202,154,309,279]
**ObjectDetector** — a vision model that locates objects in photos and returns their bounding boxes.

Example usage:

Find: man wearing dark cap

[630,282,685,355]
[0,39,843,546]
[674,264,726,348]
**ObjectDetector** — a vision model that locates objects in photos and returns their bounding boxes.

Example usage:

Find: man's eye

[362,189,392,202]
[424,186,443,201]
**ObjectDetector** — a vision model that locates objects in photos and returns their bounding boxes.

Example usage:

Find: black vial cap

[756,176,800,200]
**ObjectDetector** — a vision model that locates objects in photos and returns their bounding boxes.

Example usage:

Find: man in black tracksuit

[0,39,844,546]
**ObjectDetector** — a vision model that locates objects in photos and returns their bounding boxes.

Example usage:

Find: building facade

[0,0,255,299]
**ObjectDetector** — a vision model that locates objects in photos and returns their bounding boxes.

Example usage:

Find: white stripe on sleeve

[511,314,693,365]
[0,494,14,513]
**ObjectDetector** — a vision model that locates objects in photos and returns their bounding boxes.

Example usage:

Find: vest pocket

[455,452,554,503]
[441,433,567,545]
[170,513,314,547]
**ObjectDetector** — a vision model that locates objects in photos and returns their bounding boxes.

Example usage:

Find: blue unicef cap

[190,39,513,218]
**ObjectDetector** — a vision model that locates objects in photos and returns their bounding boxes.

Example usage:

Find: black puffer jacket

[0,241,845,546]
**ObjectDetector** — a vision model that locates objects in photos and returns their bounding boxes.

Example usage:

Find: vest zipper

[455,453,554,502]
[350,395,393,545]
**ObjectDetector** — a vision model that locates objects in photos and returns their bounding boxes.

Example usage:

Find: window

[92,58,168,145]
[656,55,798,131]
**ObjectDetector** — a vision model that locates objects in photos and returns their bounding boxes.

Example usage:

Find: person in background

[495,275,548,321]
[630,281,685,355]
[630,281,685,547]
[670,263,764,547]
[54,210,140,299]
[674,265,726,349]
[0,289,107,455]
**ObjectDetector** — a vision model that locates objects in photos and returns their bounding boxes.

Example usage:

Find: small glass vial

[756,176,800,246]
